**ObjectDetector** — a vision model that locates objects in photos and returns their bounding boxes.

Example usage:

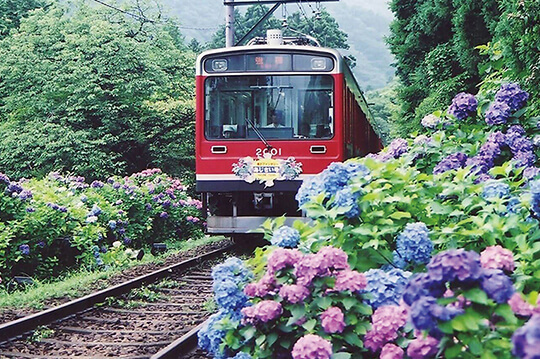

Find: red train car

[195,33,381,237]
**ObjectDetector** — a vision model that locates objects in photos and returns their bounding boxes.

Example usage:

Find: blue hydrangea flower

[363,268,412,309]
[393,222,433,268]
[271,226,300,248]
[89,204,102,216]
[332,187,360,218]
[19,244,30,255]
[495,83,529,111]
[480,269,515,303]
[485,101,512,126]
[447,92,478,120]
[213,279,249,311]
[482,180,510,200]
[0,172,10,184]
[433,152,468,175]
[296,175,325,207]
[108,220,117,230]
[321,162,353,195]
[529,179,540,218]
[232,353,253,359]
[211,257,252,286]
[198,310,229,358]
[409,295,463,338]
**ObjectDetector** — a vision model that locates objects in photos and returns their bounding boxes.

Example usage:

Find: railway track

[0,243,235,358]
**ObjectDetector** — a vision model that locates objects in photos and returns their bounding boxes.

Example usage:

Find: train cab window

[204,75,334,140]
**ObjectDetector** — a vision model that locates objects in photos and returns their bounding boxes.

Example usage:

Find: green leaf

[343,332,363,347]
[389,211,411,219]
[302,318,317,331]
[463,288,489,304]
[255,334,266,346]
[445,344,463,358]
[343,297,357,311]
[332,353,352,359]
[267,332,278,346]
[494,304,518,325]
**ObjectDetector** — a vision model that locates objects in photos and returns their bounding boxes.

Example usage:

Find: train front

[195,44,345,235]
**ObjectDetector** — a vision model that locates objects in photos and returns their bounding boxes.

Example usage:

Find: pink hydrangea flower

[508,292,534,317]
[294,254,328,286]
[244,274,276,298]
[381,343,404,359]
[267,248,303,275]
[316,246,350,271]
[406,336,439,359]
[480,245,515,272]
[241,305,257,325]
[279,284,310,304]
[254,300,283,323]
[320,306,346,333]
[291,334,333,359]
[365,305,408,352]
[332,269,367,292]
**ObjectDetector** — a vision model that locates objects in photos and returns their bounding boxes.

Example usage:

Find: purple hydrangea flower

[387,138,408,158]
[447,92,478,120]
[291,334,333,359]
[480,245,515,272]
[278,284,309,303]
[0,173,10,183]
[267,248,303,275]
[381,343,404,359]
[320,306,345,333]
[90,180,104,188]
[421,114,440,129]
[271,226,300,248]
[433,152,468,175]
[480,268,515,303]
[486,101,512,125]
[427,249,483,286]
[512,314,540,359]
[402,272,446,306]
[252,300,283,322]
[159,211,169,219]
[407,336,440,359]
[495,83,529,111]
[332,269,367,292]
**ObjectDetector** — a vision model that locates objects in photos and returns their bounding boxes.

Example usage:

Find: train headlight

[211,59,228,72]
[311,58,327,70]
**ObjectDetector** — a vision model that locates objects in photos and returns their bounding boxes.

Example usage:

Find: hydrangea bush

[201,82,540,358]
[0,168,204,283]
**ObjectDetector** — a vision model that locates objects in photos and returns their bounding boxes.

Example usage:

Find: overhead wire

[90,0,219,31]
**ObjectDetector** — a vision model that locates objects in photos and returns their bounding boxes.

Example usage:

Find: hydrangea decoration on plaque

[232,153,302,187]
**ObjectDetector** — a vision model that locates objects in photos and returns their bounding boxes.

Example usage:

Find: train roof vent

[246,30,321,47]
[267,29,283,46]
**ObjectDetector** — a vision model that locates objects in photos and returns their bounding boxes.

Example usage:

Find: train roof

[196,45,345,76]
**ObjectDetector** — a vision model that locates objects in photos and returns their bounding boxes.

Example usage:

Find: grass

[0,235,227,311]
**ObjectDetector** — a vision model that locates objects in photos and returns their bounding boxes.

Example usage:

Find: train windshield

[204,75,334,140]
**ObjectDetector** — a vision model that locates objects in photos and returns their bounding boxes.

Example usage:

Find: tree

[207,5,348,50]
[0,0,46,39]
[0,0,197,180]
[386,0,500,136]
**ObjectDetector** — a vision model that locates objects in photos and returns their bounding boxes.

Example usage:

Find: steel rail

[150,321,206,359]
[0,244,234,344]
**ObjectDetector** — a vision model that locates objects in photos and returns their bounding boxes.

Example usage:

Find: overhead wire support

[223,0,338,47]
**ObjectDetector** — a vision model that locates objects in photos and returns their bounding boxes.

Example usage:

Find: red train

[195,32,381,238]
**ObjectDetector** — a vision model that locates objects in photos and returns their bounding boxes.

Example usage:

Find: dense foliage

[0,0,197,181]
[207,6,349,51]
[386,0,540,137]
[199,78,540,358]
[0,169,204,284]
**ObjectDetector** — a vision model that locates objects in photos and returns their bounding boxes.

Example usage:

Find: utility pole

[223,0,339,48]
[225,0,235,47]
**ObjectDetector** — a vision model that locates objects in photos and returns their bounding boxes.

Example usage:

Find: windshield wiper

[245,117,273,150]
